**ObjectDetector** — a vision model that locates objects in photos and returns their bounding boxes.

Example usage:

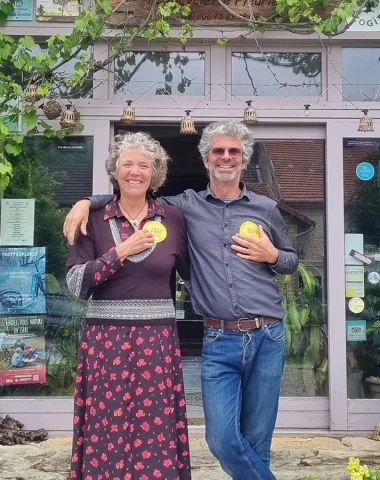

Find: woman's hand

[116,230,155,261]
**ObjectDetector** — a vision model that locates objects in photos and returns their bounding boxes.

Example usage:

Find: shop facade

[1,3,380,434]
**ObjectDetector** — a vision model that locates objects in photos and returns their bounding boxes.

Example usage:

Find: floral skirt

[70,322,191,480]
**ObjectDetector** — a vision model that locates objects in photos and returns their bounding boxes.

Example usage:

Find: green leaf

[22,106,38,127]
[19,35,35,49]
[5,142,22,156]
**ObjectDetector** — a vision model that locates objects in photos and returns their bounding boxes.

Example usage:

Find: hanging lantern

[60,105,77,129]
[121,100,136,124]
[358,109,374,132]
[243,100,258,125]
[24,83,42,103]
[180,110,197,135]
[41,99,63,120]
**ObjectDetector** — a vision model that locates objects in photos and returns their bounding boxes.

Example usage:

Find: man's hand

[63,199,91,245]
[116,230,154,261]
[231,225,279,264]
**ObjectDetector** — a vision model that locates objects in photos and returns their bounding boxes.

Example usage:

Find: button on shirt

[92,185,298,321]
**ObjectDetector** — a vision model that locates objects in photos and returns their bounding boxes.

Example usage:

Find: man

[63,121,298,480]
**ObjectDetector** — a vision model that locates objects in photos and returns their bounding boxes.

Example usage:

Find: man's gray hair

[198,121,255,167]
[106,131,169,192]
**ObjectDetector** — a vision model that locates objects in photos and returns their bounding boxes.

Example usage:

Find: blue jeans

[201,320,286,480]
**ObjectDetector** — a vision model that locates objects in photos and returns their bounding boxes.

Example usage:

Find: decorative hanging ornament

[24,83,42,103]
[358,109,374,132]
[60,105,77,129]
[180,110,197,135]
[243,100,258,125]
[41,99,63,120]
[121,100,136,124]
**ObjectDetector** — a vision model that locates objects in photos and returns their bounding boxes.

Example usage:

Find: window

[342,48,380,102]
[232,52,322,97]
[114,51,205,96]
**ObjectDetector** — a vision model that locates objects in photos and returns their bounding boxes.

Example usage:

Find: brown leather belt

[204,316,279,332]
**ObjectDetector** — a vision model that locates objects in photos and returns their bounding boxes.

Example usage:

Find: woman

[66,131,191,480]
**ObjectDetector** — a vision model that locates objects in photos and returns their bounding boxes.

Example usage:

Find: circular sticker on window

[348,297,365,314]
[368,272,380,285]
[143,221,167,242]
[239,221,259,238]
[356,162,375,181]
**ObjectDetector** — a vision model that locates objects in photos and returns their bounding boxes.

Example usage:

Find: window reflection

[342,48,380,102]
[114,52,205,96]
[232,52,322,97]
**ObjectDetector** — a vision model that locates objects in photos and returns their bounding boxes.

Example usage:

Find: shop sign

[0,198,35,247]
[347,320,367,342]
[345,266,365,298]
[105,0,277,26]
[348,5,380,31]
[57,144,86,152]
[0,247,46,316]
[356,162,375,181]
[36,0,81,22]
[344,139,377,148]
[7,0,33,21]
[0,316,46,386]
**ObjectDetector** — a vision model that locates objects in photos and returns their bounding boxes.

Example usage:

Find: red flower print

[122,371,129,380]
[76,376,82,384]
[175,348,181,356]
[113,357,121,366]
[158,382,165,391]
[116,385,122,392]
[143,398,152,407]
[135,387,143,396]
[153,470,162,478]
[149,336,155,342]
[157,433,165,442]
[183,450,189,457]
[174,384,182,392]
[148,438,154,445]
[142,370,151,380]
[102,418,108,427]
[105,341,112,348]
[136,410,145,418]
[72,453,79,462]
[149,386,155,393]
[129,352,136,360]
[107,443,114,451]
[123,392,131,401]
[98,476,103,480]
[137,359,146,367]
[163,329,169,337]
[116,460,124,469]
[110,372,116,380]
[154,417,163,425]
[144,348,153,356]
[99,402,105,410]
[99,352,104,359]
[179,399,186,407]
[90,406,96,416]
[169,441,176,449]
[124,474,131,480]
[164,407,172,415]
[81,342,88,349]
[141,422,150,432]
[122,342,131,350]
[94,272,101,282]
[124,443,131,452]
[134,463,144,471]
[142,450,151,459]
[111,425,118,433]
[136,337,144,345]
[105,471,110,479]
[91,434,99,442]
[179,434,188,443]
[165,356,172,364]
[134,438,142,447]
[114,408,123,417]
[77,437,84,446]
[155,366,163,374]
[163,459,172,467]
[74,415,79,424]
[86,446,94,454]
[76,398,84,407]
[88,346,95,355]
[101,453,108,462]
[86,397,92,405]
[118,437,123,444]
[140,475,149,480]
[90,458,98,468]
[130,373,136,382]
[166,378,172,387]
[106,391,113,399]
[70,471,77,479]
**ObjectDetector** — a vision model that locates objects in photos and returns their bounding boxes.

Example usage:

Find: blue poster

[0,247,46,315]
[7,0,33,21]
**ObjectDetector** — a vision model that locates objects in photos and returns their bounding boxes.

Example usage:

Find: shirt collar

[205,182,249,201]
[103,195,165,221]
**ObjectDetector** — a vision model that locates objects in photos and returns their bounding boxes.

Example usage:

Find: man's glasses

[210,147,242,158]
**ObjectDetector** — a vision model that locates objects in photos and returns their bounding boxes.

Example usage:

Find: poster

[345,234,364,266]
[36,0,82,22]
[0,199,35,246]
[0,247,46,315]
[0,316,46,385]
[345,266,365,298]
[7,0,33,21]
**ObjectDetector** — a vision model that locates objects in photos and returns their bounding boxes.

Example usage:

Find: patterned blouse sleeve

[66,217,124,300]
[174,209,190,282]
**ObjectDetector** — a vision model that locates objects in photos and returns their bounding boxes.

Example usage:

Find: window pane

[344,139,380,399]
[0,137,93,397]
[115,52,205,96]
[342,48,380,102]
[232,53,322,97]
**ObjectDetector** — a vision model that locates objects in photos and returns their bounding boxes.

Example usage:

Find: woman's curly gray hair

[106,131,170,192]
[198,121,255,168]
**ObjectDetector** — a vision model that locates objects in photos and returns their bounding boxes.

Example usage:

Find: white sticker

[368,272,380,285]
[348,297,365,314]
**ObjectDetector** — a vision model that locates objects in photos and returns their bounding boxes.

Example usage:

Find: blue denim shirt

[91,184,298,320]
